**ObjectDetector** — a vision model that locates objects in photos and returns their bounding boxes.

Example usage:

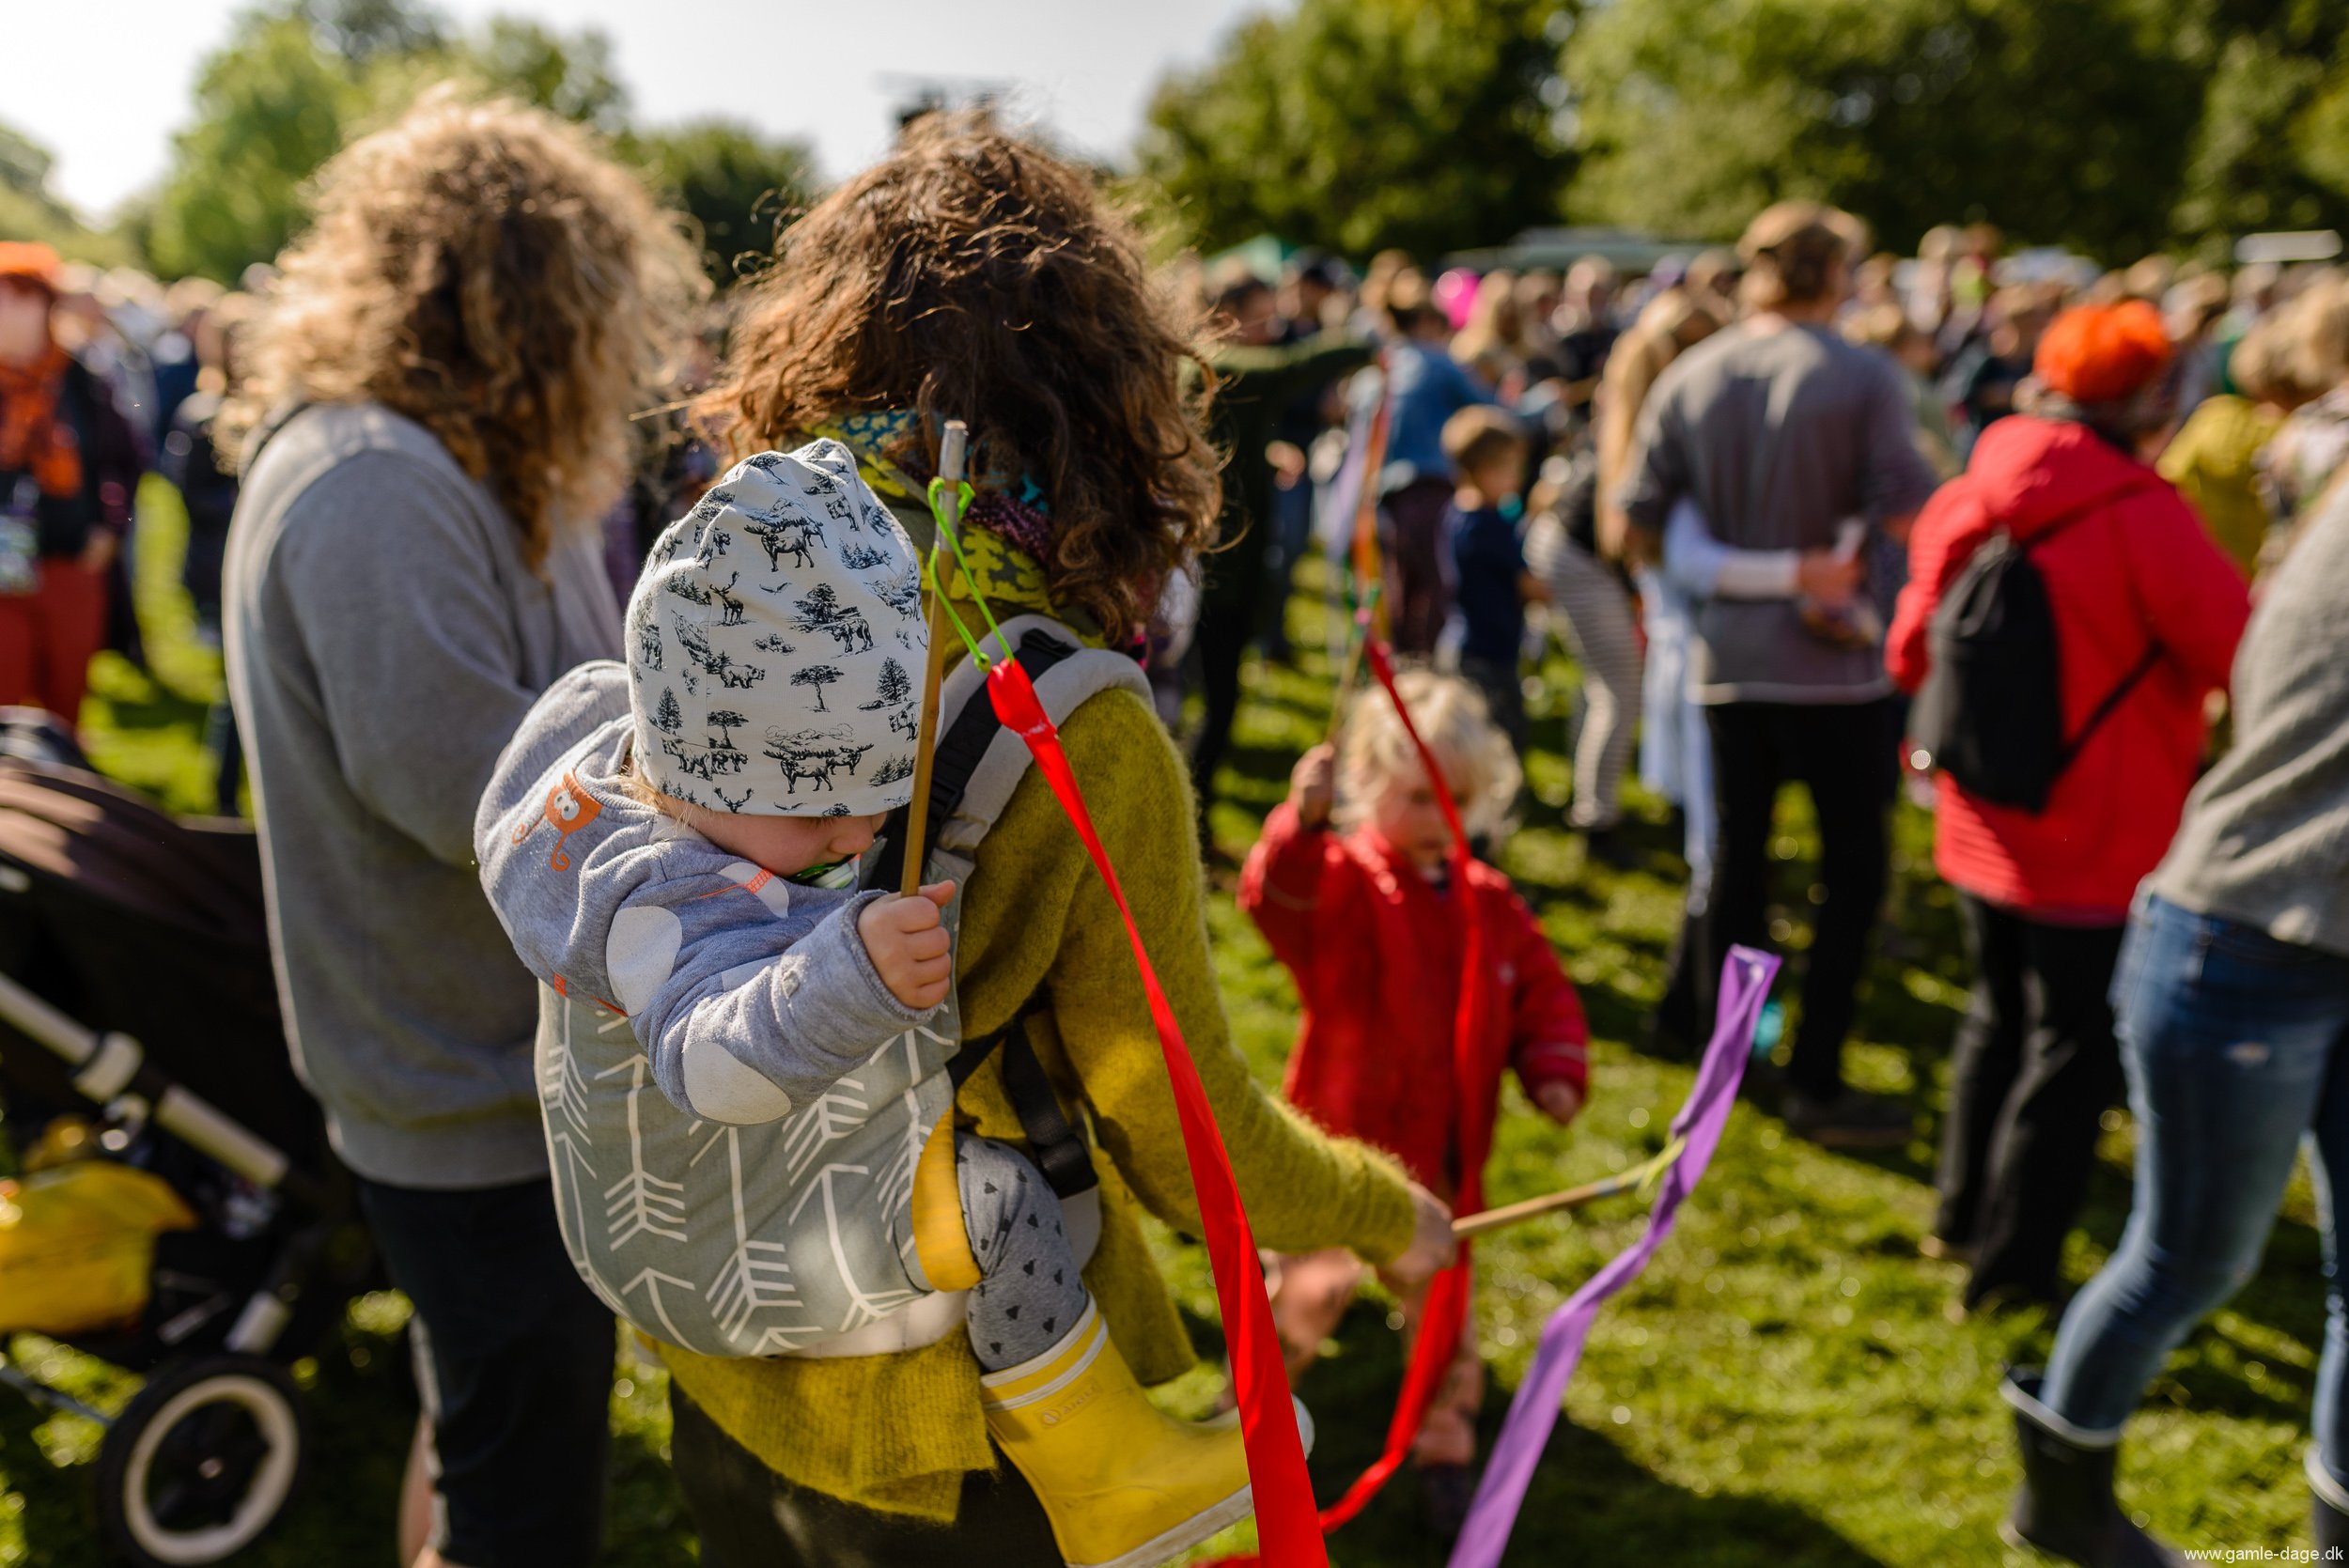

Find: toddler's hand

[1533,1080,1585,1127]
[1377,1179,1457,1292]
[1289,743,1338,829]
[859,881,956,1010]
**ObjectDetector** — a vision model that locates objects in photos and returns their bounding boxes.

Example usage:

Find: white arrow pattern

[706,1126,821,1346]
[599,1055,690,1247]
[535,973,961,1357]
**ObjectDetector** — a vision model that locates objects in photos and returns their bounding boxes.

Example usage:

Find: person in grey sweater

[1617,200,1937,1149]
[1999,486,2349,1566]
[219,95,704,1568]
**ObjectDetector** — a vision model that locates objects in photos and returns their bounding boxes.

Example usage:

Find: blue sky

[13,0,1265,218]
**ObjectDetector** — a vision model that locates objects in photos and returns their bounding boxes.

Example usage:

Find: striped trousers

[1525,515,1642,832]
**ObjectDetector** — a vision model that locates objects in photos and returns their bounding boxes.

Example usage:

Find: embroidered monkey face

[514,771,603,870]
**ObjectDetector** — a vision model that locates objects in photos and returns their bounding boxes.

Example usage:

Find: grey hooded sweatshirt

[225,402,622,1188]
[474,661,931,1125]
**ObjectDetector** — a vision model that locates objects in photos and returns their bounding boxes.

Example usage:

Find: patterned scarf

[0,345,82,500]
[811,409,1060,568]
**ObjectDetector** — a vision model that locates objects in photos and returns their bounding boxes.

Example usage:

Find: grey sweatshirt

[474,661,930,1125]
[223,403,622,1188]
[1618,322,1938,704]
[2151,493,2349,955]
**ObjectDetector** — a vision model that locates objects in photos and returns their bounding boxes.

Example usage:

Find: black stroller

[0,711,375,1566]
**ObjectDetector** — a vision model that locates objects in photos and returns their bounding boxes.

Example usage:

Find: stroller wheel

[94,1355,306,1567]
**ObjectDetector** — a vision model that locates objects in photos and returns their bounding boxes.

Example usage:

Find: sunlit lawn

[0,479,2314,1565]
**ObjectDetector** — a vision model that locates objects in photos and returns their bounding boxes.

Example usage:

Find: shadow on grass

[0,1394,97,1568]
[1199,1297,1891,1568]
[0,1311,417,1568]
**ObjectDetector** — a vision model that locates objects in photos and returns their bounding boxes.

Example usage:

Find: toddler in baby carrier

[475,445,1294,1568]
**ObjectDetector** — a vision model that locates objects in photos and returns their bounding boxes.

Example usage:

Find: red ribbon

[1203,639,1498,1563]
[985,658,1329,1566]
[1313,639,1494,1529]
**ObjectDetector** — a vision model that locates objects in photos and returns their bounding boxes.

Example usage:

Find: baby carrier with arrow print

[527,615,1146,1360]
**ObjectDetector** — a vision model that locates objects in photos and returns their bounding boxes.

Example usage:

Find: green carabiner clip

[922,476,1011,671]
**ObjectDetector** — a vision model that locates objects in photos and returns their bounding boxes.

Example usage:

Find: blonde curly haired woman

[221,91,703,1568]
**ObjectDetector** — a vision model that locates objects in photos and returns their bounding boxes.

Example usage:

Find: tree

[794,583,844,625]
[2165,1,2349,250]
[870,659,911,707]
[1139,0,1578,258]
[297,0,446,62]
[1563,0,2205,261]
[791,666,843,712]
[653,688,684,733]
[631,120,816,284]
[0,120,132,266]
[471,16,628,131]
[147,0,644,281]
[706,709,748,744]
[148,13,361,280]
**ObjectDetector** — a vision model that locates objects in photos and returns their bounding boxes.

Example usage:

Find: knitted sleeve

[968,687,1419,1265]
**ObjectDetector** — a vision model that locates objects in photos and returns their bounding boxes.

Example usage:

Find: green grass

[0,488,2316,1565]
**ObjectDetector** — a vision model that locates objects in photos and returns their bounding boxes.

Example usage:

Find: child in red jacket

[1240,669,1589,1520]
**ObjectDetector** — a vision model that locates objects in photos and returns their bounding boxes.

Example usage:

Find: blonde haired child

[1333,665,1522,842]
[1239,669,1591,1530]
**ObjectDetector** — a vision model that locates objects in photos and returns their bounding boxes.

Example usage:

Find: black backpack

[1908,490,2163,815]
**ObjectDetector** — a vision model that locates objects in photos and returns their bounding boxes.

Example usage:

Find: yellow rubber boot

[981,1299,1313,1568]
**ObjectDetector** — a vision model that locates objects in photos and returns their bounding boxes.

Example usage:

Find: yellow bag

[0,1161,198,1337]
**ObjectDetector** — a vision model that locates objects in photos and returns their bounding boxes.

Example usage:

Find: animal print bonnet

[626,440,927,818]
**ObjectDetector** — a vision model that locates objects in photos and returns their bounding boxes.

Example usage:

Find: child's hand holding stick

[861,880,958,1009]
[1288,742,1337,829]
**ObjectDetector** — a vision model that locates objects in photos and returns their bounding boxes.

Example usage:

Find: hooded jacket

[1239,802,1590,1193]
[1888,416,2250,918]
[474,662,926,1127]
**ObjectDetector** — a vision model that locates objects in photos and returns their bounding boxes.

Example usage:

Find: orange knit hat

[0,242,62,295]
[2033,301,2172,405]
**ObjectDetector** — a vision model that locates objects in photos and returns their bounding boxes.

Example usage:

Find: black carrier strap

[949,1010,1099,1200]
[868,627,1083,893]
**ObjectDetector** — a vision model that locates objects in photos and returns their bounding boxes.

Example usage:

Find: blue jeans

[2039,894,2349,1486]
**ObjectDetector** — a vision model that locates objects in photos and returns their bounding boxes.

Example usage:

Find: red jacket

[1238,802,1590,1194]
[1887,417,2249,918]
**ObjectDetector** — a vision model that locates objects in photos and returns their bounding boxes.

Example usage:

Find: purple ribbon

[1448,946,1782,1568]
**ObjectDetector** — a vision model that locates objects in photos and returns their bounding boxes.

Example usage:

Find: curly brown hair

[706,112,1220,644]
[224,90,707,565]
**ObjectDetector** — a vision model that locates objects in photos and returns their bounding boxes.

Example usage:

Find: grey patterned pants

[1526,515,1643,831]
[958,1136,1090,1371]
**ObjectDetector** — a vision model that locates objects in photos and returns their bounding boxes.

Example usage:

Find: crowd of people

[1185,205,2348,1564]
[1,82,2346,1568]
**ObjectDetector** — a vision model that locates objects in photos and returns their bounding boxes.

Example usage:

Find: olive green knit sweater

[660,591,1418,1522]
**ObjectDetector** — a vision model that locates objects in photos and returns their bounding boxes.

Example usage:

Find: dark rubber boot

[2002,1374,2186,1567]
[2310,1450,2349,1557]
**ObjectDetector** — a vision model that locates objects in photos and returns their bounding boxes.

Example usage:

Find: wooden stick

[897,421,968,897]
[1322,627,1366,744]
[1450,1136,1688,1239]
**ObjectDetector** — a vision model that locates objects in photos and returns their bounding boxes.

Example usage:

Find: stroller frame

[0,964,346,1568]
[0,727,372,1568]
[0,965,330,1361]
